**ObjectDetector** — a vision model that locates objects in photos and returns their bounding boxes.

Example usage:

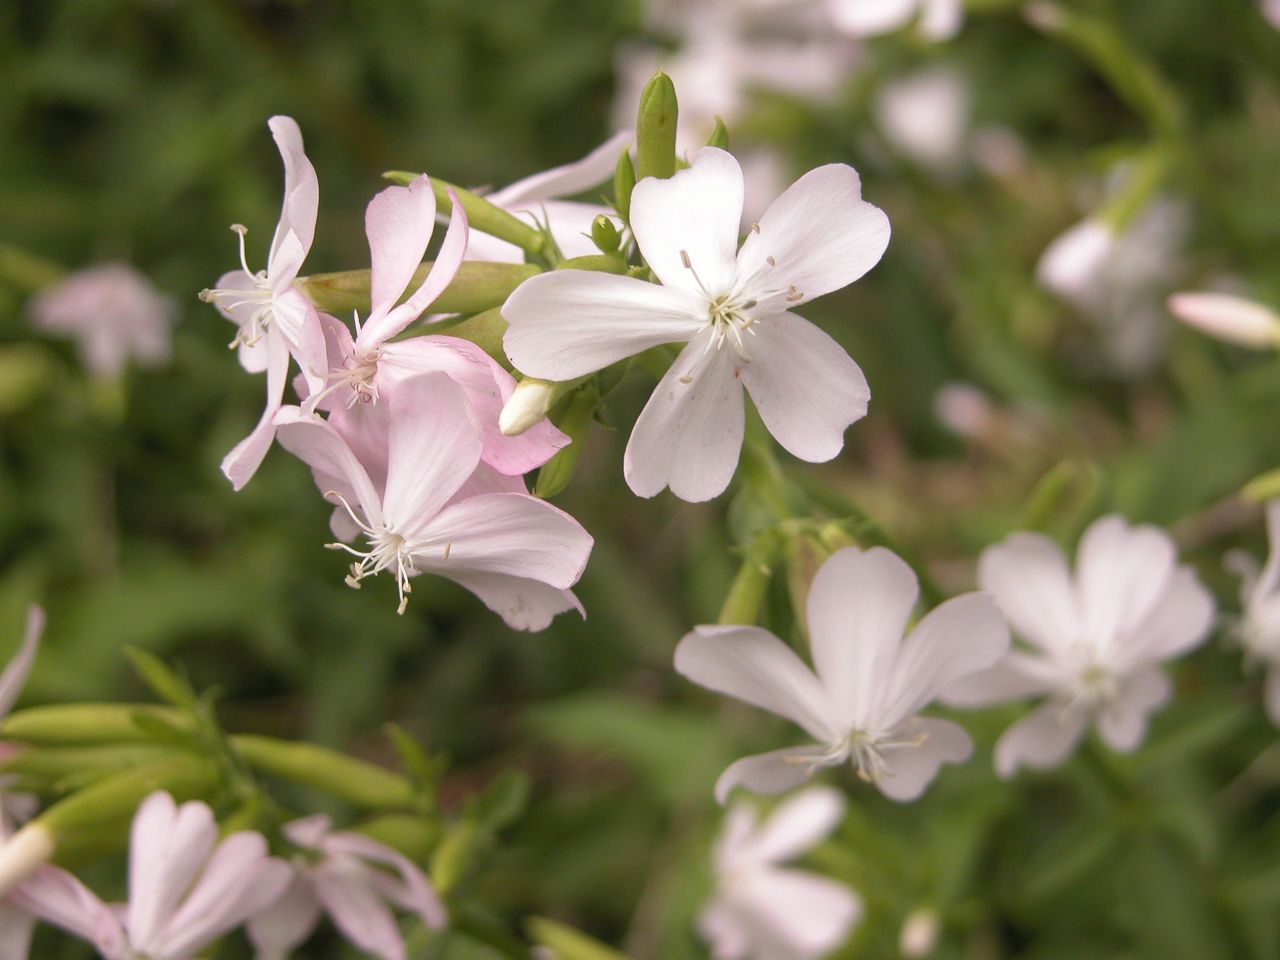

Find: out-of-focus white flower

[699,786,861,960]
[1036,218,1116,304]
[676,546,1008,802]
[1167,292,1280,349]
[875,68,970,173]
[899,907,941,957]
[1263,0,1280,30]
[945,515,1215,777]
[970,127,1029,180]
[826,0,963,41]
[27,263,174,378]
[1226,501,1280,726]
[933,382,994,440]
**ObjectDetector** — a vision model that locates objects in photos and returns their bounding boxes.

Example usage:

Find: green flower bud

[232,734,417,811]
[635,71,678,182]
[299,261,540,318]
[591,214,621,254]
[614,148,637,224]
[534,389,597,499]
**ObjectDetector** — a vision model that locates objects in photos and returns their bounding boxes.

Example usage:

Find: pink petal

[443,571,583,632]
[734,164,889,309]
[675,625,837,744]
[805,547,918,732]
[977,531,1079,656]
[877,716,972,802]
[714,745,827,805]
[266,116,319,282]
[994,699,1087,779]
[366,176,436,318]
[1117,567,1215,670]
[126,793,217,950]
[325,831,446,930]
[274,407,385,529]
[489,131,631,207]
[313,863,407,960]
[246,871,322,960]
[11,865,126,958]
[0,607,42,720]
[631,146,743,296]
[221,326,291,491]
[733,867,861,955]
[623,332,745,502]
[1076,516,1177,657]
[1095,666,1171,752]
[747,786,845,865]
[502,270,704,381]
[737,311,869,463]
[0,903,35,960]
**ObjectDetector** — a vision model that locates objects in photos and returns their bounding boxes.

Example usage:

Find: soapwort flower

[248,815,445,960]
[504,147,889,502]
[1226,501,1280,725]
[699,786,860,960]
[12,791,290,960]
[308,176,568,477]
[275,371,592,629]
[826,0,963,41]
[676,546,1008,802]
[944,515,1215,777]
[200,115,326,489]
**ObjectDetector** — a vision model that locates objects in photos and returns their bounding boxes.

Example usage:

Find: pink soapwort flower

[200,115,327,490]
[28,264,174,378]
[676,546,1008,803]
[504,147,888,502]
[13,791,290,960]
[944,515,1216,777]
[826,0,962,40]
[275,372,592,629]
[248,815,445,960]
[307,177,567,477]
[699,786,860,960]
[467,132,632,263]
[1227,501,1280,726]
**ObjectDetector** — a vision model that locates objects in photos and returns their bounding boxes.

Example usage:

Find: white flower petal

[266,116,318,281]
[1076,515,1177,658]
[623,332,745,502]
[738,311,869,463]
[324,831,446,931]
[221,327,291,491]
[631,146,743,296]
[920,0,963,39]
[1096,666,1171,752]
[881,592,1009,728]
[490,132,631,207]
[1117,566,1215,670]
[313,862,406,960]
[714,745,828,805]
[877,716,972,802]
[805,546,919,732]
[0,607,42,720]
[748,786,845,865]
[502,270,703,380]
[1036,218,1115,303]
[977,531,1078,655]
[939,651,1060,708]
[10,866,125,958]
[735,165,890,309]
[247,871,322,960]
[676,625,837,744]
[274,408,385,529]
[1255,500,1280,603]
[126,792,217,950]
[441,571,583,632]
[826,0,918,36]
[365,177,436,317]
[734,867,861,956]
[994,699,1087,778]
[0,903,34,960]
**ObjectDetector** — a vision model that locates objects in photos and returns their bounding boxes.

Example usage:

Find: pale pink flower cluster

[203,117,593,630]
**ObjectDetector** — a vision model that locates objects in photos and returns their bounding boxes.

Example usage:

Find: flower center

[310,340,383,411]
[1062,662,1119,718]
[785,726,929,785]
[199,224,276,350]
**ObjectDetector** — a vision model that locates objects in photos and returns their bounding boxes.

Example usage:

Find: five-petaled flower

[1226,501,1280,726]
[676,545,1008,802]
[504,146,889,502]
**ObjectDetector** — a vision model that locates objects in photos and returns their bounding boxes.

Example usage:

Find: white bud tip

[1167,291,1280,349]
[899,908,941,958]
[499,380,554,437]
[1036,219,1115,301]
[0,823,55,898]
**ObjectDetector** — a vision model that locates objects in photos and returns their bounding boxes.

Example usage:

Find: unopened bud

[899,907,940,958]
[635,71,678,181]
[1168,291,1280,349]
[500,379,555,436]
[0,823,54,898]
[591,215,621,255]
[1036,218,1115,303]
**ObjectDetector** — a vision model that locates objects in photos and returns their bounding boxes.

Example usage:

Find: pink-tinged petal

[11,865,126,958]
[274,408,384,528]
[881,592,1009,729]
[126,792,217,949]
[442,571,583,631]
[0,903,35,960]
[271,290,327,396]
[994,699,1087,778]
[464,230,525,265]
[156,832,291,958]
[738,311,869,463]
[414,493,592,589]
[313,863,406,960]
[282,814,332,850]
[977,531,1078,656]
[221,328,291,491]
[0,607,42,720]
[714,746,827,805]
[1076,516,1177,659]
[734,867,861,956]
[623,333,745,502]
[748,786,845,865]
[826,0,917,36]
[877,716,972,802]
[1096,666,1171,752]
[698,895,752,960]
[920,0,963,39]
[631,147,743,296]
[1167,291,1280,349]
[267,116,319,280]
[267,230,308,299]
[735,164,890,309]
[360,191,468,349]
[489,132,632,207]
[381,374,485,532]
[1265,667,1280,728]
[502,270,704,380]
[366,176,437,318]
[247,871,322,960]
[325,831,446,930]
[805,547,919,732]
[939,651,1060,708]
[675,625,837,744]
[1117,567,1214,670]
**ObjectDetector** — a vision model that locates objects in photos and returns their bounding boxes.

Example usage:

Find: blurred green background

[3,1,1280,957]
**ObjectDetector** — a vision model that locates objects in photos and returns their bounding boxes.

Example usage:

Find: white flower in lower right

[943,515,1216,777]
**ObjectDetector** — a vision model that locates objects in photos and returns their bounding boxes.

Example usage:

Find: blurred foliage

[2,0,1280,957]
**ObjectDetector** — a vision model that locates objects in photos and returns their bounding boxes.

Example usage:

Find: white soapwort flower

[826,0,963,41]
[699,786,861,960]
[945,515,1216,777]
[1167,291,1280,349]
[676,546,1008,802]
[874,67,971,173]
[504,147,888,502]
[1227,501,1280,726]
